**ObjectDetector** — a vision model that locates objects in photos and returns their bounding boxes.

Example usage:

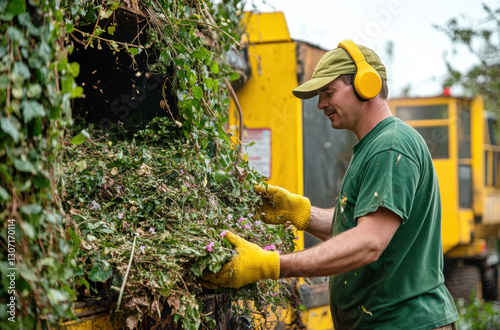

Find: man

[203,40,459,329]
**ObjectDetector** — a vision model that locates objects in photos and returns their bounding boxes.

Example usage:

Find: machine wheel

[445,265,482,302]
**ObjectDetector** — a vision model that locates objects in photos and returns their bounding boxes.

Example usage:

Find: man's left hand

[202,232,280,289]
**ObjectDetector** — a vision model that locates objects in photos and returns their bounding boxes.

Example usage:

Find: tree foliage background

[436,2,500,132]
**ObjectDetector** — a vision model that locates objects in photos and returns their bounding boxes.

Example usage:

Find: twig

[72,28,143,49]
[175,18,241,48]
[85,7,102,49]
[116,235,137,312]
[225,78,245,165]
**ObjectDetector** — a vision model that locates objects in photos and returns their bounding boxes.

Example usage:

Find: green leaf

[65,23,74,33]
[89,260,113,282]
[26,83,42,98]
[129,47,139,56]
[78,277,90,291]
[47,288,68,304]
[69,62,80,77]
[68,228,81,258]
[70,129,90,145]
[60,74,74,94]
[210,60,219,74]
[0,186,10,201]
[100,9,113,19]
[20,204,42,215]
[7,26,24,42]
[1,117,19,143]
[71,86,84,98]
[74,159,87,172]
[107,25,116,35]
[19,263,37,281]
[0,74,9,89]
[13,158,36,173]
[33,173,50,189]
[21,100,45,123]
[214,170,229,183]
[20,221,35,239]
[192,86,203,99]
[0,0,26,21]
[12,61,31,80]
[229,72,240,81]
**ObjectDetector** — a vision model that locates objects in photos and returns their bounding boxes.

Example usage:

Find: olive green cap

[292,44,387,99]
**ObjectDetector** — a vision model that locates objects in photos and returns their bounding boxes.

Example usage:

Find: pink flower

[264,244,276,250]
[238,217,246,223]
[221,230,227,238]
[242,224,251,230]
[248,213,253,218]
[204,241,215,252]
[140,245,146,253]
[149,227,156,234]
[89,200,101,210]
[180,170,184,174]
[227,215,233,220]
[295,236,299,241]
[255,221,261,226]
[185,182,190,188]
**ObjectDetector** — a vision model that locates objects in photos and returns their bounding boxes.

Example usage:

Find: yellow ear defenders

[338,39,382,101]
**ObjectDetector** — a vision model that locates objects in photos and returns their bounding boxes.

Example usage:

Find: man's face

[317,78,362,131]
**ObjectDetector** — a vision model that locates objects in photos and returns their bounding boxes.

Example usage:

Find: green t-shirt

[330,117,458,329]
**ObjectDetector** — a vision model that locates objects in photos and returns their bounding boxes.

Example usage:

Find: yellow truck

[230,10,500,328]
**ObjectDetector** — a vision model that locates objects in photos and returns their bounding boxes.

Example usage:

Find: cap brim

[292,75,339,99]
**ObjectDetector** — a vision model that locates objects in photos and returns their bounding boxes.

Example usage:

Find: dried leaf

[167,294,181,314]
[126,315,138,330]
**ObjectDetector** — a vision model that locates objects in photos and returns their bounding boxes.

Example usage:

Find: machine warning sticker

[244,128,272,178]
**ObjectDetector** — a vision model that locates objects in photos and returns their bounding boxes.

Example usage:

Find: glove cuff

[290,196,311,230]
[261,251,281,281]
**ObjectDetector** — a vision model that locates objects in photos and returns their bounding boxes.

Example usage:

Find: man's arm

[280,207,401,278]
[304,206,335,241]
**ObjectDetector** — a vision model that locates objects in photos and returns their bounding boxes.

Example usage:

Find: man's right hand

[254,184,311,230]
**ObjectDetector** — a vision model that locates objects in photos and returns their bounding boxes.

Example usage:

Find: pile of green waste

[62,119,297,328]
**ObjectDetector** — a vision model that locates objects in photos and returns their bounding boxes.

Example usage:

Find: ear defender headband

[338,39,382,101]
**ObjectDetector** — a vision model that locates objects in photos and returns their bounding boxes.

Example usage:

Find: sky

[249,0,500,98]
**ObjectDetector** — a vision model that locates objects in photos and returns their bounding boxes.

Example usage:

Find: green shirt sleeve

[353,149,420,223]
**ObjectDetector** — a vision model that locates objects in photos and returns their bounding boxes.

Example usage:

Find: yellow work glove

[254,184,311,230]
[202,232,280,289]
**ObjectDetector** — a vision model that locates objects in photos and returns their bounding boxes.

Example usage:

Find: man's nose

[317,96,327,111]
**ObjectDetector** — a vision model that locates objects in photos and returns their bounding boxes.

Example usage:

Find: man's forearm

[304,206,334,241]
[280,207,402,278]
